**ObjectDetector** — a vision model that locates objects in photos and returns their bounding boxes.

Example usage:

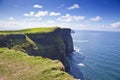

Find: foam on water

[73,40,88,43]
[74,47,84,55]
[74,47,80,52]
[78,63,85,67]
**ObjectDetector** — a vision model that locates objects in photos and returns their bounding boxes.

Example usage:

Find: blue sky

[0,0,120,31]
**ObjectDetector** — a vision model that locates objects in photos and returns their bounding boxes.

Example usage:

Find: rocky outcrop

[0,28,74,73]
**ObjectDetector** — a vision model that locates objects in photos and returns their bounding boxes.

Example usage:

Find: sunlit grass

[0,27,58,34]
[0,48,74,80]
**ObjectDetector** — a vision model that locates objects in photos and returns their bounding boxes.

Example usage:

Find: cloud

[24,11,48,17]
[73,16,85,21]
[33,4,43,8]
[0,20,23,30]
[0,20,62,30]
[24,11,35,17]
[110,22,120,28]
[9,17,14,20]
[47,20,55,23]
[24,13,29,17]
[34,11,48,17]
[90,16,102,21]
[57,14,85,22]
[49,12,61,16]
[57,14,72,22]
[67,4,80,10]
[0,20,43,30]
[37,18,42,20]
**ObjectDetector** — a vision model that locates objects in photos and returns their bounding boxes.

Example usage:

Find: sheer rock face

[0,28,74,72]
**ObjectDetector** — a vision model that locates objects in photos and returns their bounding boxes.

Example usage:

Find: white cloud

[33,4,43,8]
[37,18,42,21]
[73,16,85,21]
[0,20,62,30]
[90,16,102,21]
[29,18,35,21]
[34,11,48,17]
[110,22,120,28]
[0,20,43,30]
[57,14,72,22]
[47,20,55,23]
[26,18,42,21]
[29,11,35,16]
[24,11,48,17]
[57,14,85,22]
[0,20,23,30]
[49,12,61,16]
[9,17,14,20]
[24,11,35,17]
[24,13,29,17]
[67,4,80,10]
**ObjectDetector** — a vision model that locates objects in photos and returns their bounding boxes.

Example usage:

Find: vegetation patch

[0,27,58,34]
[25,35,38,49]
[0,48,74,80]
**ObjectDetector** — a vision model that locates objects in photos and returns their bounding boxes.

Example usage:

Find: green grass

[0,48,74,80]
[0,27,58,34]
[25,35,37,48]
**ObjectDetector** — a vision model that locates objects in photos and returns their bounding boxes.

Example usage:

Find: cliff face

[0,28,74,72]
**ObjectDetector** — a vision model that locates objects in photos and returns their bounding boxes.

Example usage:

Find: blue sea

[69,31,120,80]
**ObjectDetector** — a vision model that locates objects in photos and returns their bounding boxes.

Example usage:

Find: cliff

[0,27,74,73]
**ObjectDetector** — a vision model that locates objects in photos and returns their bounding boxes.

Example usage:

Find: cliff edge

[0,27,74,73]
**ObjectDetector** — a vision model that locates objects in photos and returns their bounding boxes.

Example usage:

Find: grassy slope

[0,27,58,34]
[0,48,74,80]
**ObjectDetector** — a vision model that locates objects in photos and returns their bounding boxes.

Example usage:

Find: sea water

[70,31,120,80]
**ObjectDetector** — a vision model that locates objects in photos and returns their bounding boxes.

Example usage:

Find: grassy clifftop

[0,27,58,34]
[0,27,74,79]
[0,48,74,80]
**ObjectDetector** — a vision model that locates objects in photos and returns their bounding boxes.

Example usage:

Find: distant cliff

[0,27,74,73]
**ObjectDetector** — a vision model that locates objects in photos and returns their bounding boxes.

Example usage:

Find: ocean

[69,30,120,80]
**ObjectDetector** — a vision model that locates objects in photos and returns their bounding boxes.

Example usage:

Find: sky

[0,0,120,31]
